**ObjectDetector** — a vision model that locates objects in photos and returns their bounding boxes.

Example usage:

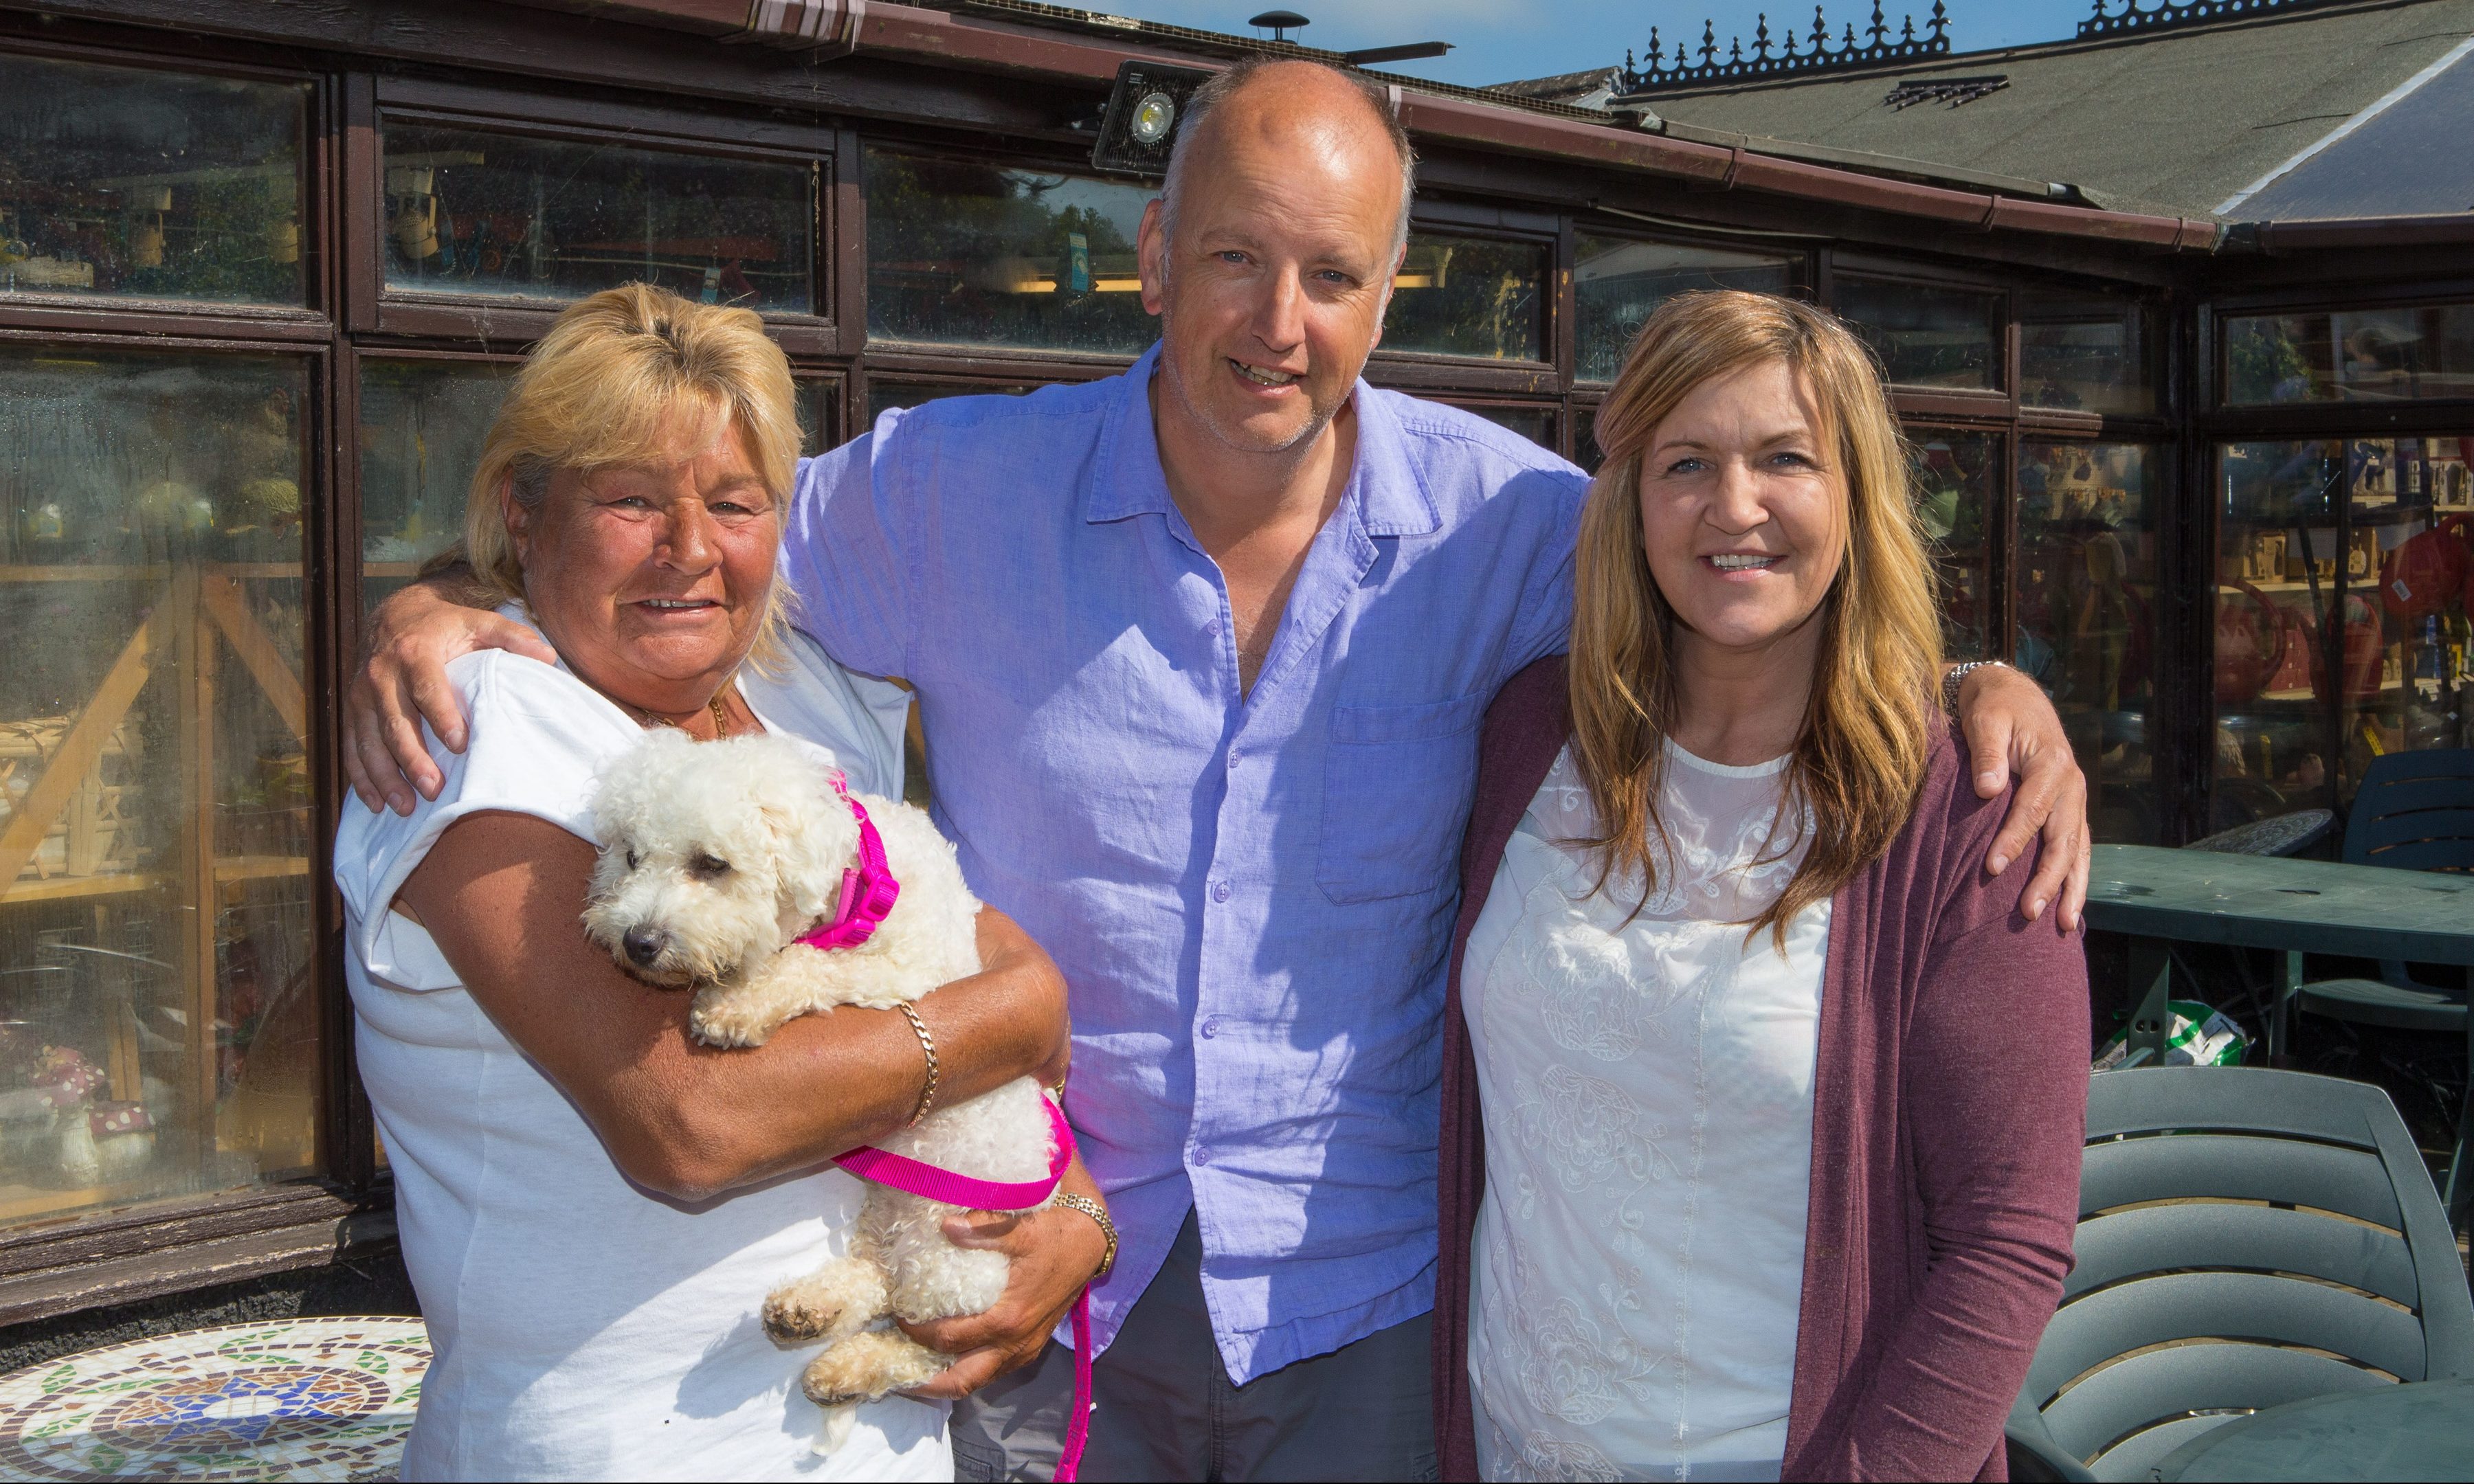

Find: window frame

[1565,220,1814,388]
[0,35,331,333]
[355,76,841,354]
[0,323,357,1305]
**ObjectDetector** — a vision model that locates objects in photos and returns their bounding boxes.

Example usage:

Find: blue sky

[1088,1,2105,88]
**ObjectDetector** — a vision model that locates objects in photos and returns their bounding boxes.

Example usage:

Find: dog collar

[792,770,901,952]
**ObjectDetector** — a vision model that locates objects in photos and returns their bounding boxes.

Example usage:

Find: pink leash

[801,772,1094,1478]
[836,1099,1095,1481]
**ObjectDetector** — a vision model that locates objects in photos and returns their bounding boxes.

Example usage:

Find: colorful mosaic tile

[0,1316,429,1481]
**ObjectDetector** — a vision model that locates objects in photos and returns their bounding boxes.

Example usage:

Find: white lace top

[1463,743,1829,1483]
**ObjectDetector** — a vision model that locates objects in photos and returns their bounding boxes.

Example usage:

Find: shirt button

[1201,1016,1221,1039]
[1194,1146,1212,1166]
[1205,618,1222,638]
[1226,750,1240,768]
[1211,879,1232,903]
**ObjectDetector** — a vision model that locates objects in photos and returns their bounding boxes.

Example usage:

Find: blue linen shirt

[781,344,1584,1381]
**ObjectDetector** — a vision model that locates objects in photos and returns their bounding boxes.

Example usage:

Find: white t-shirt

[1464,743,1829,1483]
[333,608,940,1483]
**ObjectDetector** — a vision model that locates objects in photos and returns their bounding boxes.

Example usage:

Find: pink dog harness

[799,769,1095,1479]
[791,772,901,952]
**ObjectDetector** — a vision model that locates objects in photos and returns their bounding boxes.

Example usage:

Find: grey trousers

[949,1211,1437,1483]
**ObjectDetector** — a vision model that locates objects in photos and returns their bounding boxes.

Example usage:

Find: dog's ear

[737,739,857,924]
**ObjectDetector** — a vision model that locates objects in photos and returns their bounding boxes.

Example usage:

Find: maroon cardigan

[1434,657,2088,1482]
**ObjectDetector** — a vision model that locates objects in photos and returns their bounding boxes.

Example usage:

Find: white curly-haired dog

[582,728,1055,1441]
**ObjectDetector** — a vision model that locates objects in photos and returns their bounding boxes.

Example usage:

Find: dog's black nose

[622,926,669,967]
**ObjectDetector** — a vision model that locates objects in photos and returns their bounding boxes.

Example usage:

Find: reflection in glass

[382,120,813,311]
[0,350,318,1226]
[794,379,827,456]
[1574,236,1795,381]
[1573,404,1603,475]
[866,150,1155,355]
[1836,277,1998,390]
[1908,429,2001,660]
[1453,403,1556,453]
[2225,305,2474,405]
[2211,442,2353,829]
[1384,234,1546,361]
[0,54,306,306]
[867,379,1039,424]
[2020,293,2152,414]
[2018,442,2159,842]
[359,361,516,616]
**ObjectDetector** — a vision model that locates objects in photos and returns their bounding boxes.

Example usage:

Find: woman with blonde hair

[333,284,1106,1481]
[1431,291,2087,1481]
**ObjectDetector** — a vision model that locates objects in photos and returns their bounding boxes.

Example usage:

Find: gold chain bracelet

[898,1003,939,1126]
[1051,1191,1117,1281]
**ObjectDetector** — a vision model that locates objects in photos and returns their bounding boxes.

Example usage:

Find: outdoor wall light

[1130,91,1176,146]
[1091,60,1212,178]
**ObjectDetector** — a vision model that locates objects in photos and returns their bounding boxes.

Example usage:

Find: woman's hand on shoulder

[1951,662,2091,932]
[898,1156,1111,1399]
[348,577,557,817]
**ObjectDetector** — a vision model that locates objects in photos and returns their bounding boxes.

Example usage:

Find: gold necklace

[624,685,734,739]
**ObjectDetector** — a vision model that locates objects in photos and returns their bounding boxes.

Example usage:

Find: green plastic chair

[2280,748,2474,1234]
[2006,1067,2474,1483]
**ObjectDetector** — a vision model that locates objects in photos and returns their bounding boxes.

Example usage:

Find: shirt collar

[1082,342,1441,540]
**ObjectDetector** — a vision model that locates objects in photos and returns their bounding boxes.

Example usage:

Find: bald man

[348,59,2091,1481]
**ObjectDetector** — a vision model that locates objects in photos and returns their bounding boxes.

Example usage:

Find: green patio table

[2150,1378,2474,1481]
[2085,844,2474,1066]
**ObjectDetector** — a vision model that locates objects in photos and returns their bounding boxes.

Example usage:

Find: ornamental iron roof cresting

[2077,0,2367,41]
[1615,2,1952,95]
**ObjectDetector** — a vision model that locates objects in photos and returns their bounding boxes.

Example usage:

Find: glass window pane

[865,150,1154,355]
[1837,277,2000,390]
[2338,438,2473,794]
[2212,441,2344,829]
[0,54,306,307]
[0,349,317,1226]
[867,379,1039,424]
[2020,293,2154,415]
[2225,305,2474,405]
[2018,442,2161,843]
[359,360,517,616]
[1574,236,1796,382]
[1452,402,1557,452]
[796,378,834,454]
[382,120,814,312]
[1572,403,1605,475]
[1908,428,2001,660]
[1385,233,1546,361]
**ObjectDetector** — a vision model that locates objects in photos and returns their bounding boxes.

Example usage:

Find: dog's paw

[688,993,779,1048]
[764,1291,849,1345]
[765,1257,888,1345]
[800,1329,950,1406]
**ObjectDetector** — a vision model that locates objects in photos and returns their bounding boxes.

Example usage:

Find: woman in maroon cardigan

[1434,292,2087,1482]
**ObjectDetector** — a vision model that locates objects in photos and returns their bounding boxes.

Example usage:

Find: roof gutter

[506,0,2223,252]
[2234,212,2474,254]
[1394,89,2219,250]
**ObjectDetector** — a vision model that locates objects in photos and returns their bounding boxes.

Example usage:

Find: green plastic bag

[2094,1000,2251,1072]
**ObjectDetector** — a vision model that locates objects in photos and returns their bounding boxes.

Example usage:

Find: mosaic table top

[0,1316,429,1482]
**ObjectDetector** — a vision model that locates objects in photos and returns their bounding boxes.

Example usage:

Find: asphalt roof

[1559,0,2474,221]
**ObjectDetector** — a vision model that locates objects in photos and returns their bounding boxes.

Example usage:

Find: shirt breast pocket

[1317,693,1488,904]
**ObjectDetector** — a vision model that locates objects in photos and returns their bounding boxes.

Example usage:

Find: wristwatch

[1943,659,2009,713]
